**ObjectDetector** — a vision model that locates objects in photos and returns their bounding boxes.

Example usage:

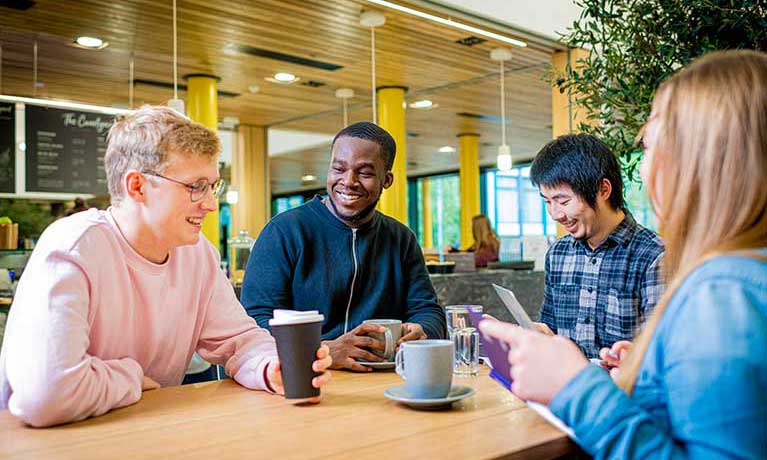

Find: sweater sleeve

[549,275,767,460]
[196,245,278,391]
[402,232,446,339]
[240,220,295,330]
[3,248,143,427]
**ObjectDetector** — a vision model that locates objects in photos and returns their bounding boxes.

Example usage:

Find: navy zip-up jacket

[240,196,446,341]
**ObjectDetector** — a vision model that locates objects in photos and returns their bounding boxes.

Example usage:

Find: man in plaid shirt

[530,134,664,358]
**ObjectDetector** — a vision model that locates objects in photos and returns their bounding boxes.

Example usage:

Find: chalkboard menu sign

[0,102,14,193]
[25,105,113,194]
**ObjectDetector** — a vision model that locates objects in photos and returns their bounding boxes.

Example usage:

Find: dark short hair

[530,133,624,210]
[331,121,396,171]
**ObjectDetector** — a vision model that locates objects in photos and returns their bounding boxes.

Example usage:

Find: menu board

[0,102,14,193]
[25,105,112,194]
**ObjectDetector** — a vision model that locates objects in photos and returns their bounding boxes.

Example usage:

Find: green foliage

[428,174,462,248]
[558,0,767,180]
[0,199,56,239]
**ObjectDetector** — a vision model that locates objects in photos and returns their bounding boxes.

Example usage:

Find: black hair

[331,121,396,171]
[529,133,624,210]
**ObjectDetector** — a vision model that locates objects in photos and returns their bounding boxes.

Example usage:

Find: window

[417,174,461,249]
[486,165,557,239]
[272,195,305,216]
[624,179,657,231]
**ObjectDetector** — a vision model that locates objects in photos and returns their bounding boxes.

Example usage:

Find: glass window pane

[497,190,518,222]
[523,189,542,224]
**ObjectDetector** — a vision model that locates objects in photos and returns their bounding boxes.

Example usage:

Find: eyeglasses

[142,171,226,202]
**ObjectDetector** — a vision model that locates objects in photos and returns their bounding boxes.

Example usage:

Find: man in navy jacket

[241,122,446,371]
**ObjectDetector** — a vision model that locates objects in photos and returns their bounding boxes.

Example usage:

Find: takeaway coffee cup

[395,339,454,399]
[269,310,324,400]
[362,319,402,361]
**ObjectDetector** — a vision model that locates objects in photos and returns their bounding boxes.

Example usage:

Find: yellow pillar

[458,133,480,250]
[421,178,433,249]
[552,49,592,237]
[232,125,270,238]
[552,48,592,137]
[376,86,407,224]
[185,73,221,248]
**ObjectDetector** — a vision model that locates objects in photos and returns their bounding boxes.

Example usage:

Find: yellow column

[552,49,592,237]
[421,178,433,249]
[376,86,407,224]
[552,48,592,137]
[185,74,221,248]
[458,133,480,249]
[232,125,270,238]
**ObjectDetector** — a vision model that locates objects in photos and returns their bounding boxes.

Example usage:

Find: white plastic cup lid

[269,309,324,326]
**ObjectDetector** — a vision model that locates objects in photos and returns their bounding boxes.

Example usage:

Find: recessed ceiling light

[274,72,298,83]
[301,174,317,182]
[438,146,456,153]
[409,100,433,109]
[248,84,261,94]
[74,36,107,49]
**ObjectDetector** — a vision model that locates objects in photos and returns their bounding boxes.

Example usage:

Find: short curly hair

[104,105,220,203]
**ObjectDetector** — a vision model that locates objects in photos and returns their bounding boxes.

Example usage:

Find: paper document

[492,284,535,330]
[527,401,577,440]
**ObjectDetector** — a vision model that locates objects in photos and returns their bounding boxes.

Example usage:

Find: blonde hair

[104,105,220,203]
[617,50,767,394]
[471,214,500,253]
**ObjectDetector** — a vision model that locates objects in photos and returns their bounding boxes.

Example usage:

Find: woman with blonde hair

[479,50,767,459]
[469,214,500,267]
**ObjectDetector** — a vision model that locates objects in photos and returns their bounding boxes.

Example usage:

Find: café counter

[430,269,545,323]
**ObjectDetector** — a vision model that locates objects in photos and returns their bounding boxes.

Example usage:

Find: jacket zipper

[343,228,359,334]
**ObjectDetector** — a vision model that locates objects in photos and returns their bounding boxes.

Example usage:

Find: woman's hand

[267,344,333,403]
[479,320,588,405]
[141,376,160,391]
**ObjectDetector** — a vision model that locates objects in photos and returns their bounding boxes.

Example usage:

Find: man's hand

[267,344,333,404]
[398,323,427,345]
[598,340,633,380]
[323,323,387,372]
[532,322,555,336]
[142,376,160,391]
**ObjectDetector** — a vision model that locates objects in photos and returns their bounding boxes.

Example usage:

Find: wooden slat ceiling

[0,0,556,194]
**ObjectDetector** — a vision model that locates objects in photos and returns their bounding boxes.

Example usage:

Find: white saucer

[357,360,396,370]
[384,384,475,409]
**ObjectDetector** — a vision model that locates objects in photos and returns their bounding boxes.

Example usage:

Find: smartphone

[468,307,513,391]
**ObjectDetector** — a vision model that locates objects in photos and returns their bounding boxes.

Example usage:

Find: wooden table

[0,367,577,460]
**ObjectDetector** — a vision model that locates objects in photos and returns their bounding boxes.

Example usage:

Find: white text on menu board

[62,113,112,134]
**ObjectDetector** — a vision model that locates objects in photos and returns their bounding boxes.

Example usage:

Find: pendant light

[335,88,355,126]
[128,53,135,109]
[360,11,385,124]
[491,48,512,171]
[33,41,38,97]
[167,0,185,114]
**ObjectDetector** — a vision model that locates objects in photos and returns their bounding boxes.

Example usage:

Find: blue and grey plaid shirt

[541,213,664,358]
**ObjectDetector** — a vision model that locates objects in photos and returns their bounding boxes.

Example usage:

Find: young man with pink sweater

[0,106,332,427]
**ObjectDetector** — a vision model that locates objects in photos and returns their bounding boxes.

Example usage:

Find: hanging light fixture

[33,40,38,97]
[167,0,185,114]
[359,10,385,124]
[128,52,135,109]
[491,48,512,171]
[226,186,239,204]
[335,88,355,126]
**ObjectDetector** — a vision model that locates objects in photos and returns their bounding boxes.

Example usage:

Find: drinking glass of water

[445,305,482,375]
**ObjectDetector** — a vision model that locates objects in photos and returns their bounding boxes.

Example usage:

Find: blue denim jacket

[549,251,767,459]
